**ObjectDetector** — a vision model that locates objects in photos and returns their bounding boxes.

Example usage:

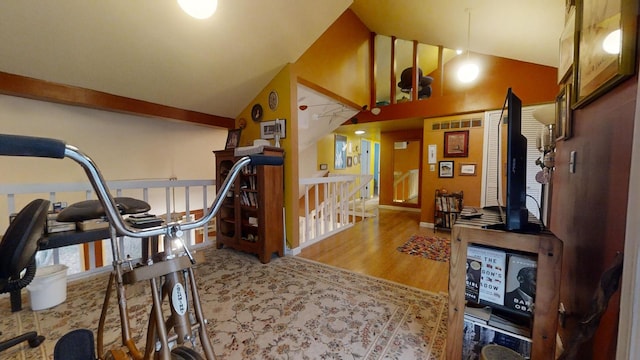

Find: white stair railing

[299,174,373,248]
[1,179,216,277]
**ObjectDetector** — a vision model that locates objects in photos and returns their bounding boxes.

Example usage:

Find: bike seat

[56,197,150,223]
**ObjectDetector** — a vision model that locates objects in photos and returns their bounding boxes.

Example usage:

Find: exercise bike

[0,134,283,359]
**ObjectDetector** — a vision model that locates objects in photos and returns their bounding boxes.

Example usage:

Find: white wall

[0,94,228,230]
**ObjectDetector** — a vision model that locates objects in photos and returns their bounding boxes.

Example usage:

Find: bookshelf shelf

[447,223,563,359]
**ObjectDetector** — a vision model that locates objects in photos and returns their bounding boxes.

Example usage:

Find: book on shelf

[465,256,482,302]
[467,245,507,306]
[462,319,532,360]
[488,310,532,338]
[504,253,537,316]
[464,305,492,324]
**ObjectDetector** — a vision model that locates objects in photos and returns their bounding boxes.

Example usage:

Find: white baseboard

[420,222,435,228]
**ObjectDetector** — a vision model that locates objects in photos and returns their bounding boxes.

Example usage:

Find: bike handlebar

[0,134,66,158]
[0,133,283,240]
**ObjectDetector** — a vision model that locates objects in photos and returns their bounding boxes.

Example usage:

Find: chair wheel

[28,335,45,348]
[171,346,205,360]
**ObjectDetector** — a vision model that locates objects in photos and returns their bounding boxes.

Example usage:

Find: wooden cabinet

[447,223,563,359]
[434,189,463,231]
[213,148,284,264]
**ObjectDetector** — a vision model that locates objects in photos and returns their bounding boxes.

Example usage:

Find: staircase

[298,174,374,248]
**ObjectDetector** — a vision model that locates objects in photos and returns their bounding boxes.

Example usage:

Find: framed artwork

[347,156,353,167]
[428,144,437,164]
[558,6,576,83]
[574,0,637,108]
[439,161,454,178]
[444,130,469,157]
[260,118,286,139]
[319,163,328,170]
[460,163,477,176]
[556,83,573,140]
[334,134,347,170]
[225,129,242,150]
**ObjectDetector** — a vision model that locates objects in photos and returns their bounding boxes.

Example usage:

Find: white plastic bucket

[27,264,69,311]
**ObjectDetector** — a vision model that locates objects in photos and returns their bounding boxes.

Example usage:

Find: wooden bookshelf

[213,148,284,264]
[434,189,463,231]
[447,223,563,359]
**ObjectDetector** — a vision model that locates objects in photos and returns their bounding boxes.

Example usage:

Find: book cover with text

[467,245,507,305]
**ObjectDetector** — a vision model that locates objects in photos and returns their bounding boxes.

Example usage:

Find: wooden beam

[0,71,235,129]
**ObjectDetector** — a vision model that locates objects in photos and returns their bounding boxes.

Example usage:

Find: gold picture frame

[556,83,572,141]
[459,163,477,176]
[574,0,637,108]
[558,6,576,84]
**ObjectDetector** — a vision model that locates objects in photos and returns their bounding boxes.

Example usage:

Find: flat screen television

[485,88,540,233]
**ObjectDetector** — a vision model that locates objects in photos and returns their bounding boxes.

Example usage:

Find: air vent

[431,117,482,131]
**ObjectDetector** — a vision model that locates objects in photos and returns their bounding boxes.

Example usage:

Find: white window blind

[481,104,548,218]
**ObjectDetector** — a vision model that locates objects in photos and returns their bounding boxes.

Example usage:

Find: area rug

[397,234,451,262]
[1,246,448,360]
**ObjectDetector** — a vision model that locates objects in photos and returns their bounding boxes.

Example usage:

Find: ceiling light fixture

[178,0,218,19]
[457,9,479,83]
[355,130,365,135]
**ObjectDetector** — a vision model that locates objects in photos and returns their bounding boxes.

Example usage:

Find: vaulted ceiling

[0,1,564,121]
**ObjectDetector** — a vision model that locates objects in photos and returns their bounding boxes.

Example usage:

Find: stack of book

[126,213,163,228]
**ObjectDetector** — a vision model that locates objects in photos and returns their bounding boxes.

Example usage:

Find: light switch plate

[569,151,576,173]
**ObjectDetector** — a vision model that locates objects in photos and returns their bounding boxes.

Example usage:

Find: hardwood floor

[298,208,450,294]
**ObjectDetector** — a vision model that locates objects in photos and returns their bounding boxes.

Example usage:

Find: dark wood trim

[0,71,235,129]
[412,40,418,101]
[297,77,362,110]
[369,32,376,109]
[390,36,397,104]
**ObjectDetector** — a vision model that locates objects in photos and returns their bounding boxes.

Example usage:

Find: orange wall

[354,54,559,124]
[420,114,485,223]
[294,9,370,108]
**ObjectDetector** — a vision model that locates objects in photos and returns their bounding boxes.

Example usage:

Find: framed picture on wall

[574,0,637,108]
[444,131,469,157]
[225,129,242,150]
[335,134,347,169]
[460,163,477,176]
[439,161,454,178]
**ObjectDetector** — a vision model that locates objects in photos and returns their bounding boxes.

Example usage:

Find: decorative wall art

[334,134,347,170]
[225,129,242,150]
[460,163,477,176]
[556,83,573,140]
[574,0,637,107]
[439,161,454,178]
[558,6,575,84]
[444,131,469,157]
[260,119,286,139]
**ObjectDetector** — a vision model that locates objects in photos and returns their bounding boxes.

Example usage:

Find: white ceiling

[0,1,565,121]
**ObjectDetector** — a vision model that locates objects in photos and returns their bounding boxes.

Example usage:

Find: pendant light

[457,9,479,83]
[178,0,218,19]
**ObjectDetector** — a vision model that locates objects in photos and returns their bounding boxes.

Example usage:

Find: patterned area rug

[1,246,448,359]
[397,235,451,262]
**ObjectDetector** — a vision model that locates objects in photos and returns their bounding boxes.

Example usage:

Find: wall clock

[251,104,263,122]
[268,90,279,111]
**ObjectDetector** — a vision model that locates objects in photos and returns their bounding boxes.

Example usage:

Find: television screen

[485,88,540,233]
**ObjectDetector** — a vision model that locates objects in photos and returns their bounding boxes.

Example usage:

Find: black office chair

[397,67,433,99]
[0,198,50,352]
